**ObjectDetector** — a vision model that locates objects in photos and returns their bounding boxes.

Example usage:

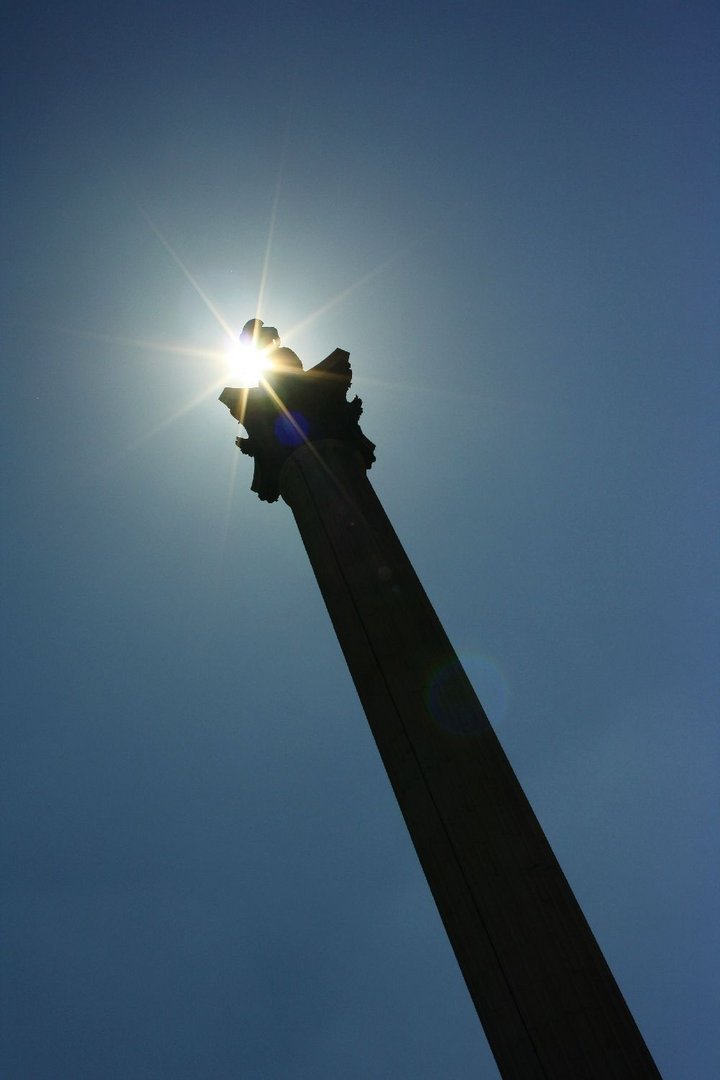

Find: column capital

[219,347,376,502]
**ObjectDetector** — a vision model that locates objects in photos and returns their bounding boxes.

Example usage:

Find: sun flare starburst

[223,338,271,387]
[114,202,423,481]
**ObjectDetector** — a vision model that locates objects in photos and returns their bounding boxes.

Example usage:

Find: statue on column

[219,319,375,502]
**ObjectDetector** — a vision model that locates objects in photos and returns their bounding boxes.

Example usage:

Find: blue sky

[2,2,718,1077]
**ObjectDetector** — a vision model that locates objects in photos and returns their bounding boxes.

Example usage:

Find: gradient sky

[2,3,718,1078]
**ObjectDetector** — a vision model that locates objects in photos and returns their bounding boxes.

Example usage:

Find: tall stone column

[220,336,660,1079]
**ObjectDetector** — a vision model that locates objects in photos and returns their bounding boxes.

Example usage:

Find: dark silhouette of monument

[219,321,661,1079]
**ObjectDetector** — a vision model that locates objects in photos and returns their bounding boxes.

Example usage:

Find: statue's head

[241,318,280,353]
[240,317,303,376]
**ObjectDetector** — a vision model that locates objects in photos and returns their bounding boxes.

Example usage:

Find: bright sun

[224,339,270,387]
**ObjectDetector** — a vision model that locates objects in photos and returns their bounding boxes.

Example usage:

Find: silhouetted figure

[219,320,375,501]
[240,318,303,374]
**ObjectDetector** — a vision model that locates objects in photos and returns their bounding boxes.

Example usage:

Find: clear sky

[2,2,718,1077]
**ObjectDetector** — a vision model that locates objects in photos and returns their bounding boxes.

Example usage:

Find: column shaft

[280,440,660,1080]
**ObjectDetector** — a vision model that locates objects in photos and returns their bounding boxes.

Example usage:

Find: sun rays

[282,232,428,344]
[129,205,423,419]
[136,205,236,340]
[71,189,432,512]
